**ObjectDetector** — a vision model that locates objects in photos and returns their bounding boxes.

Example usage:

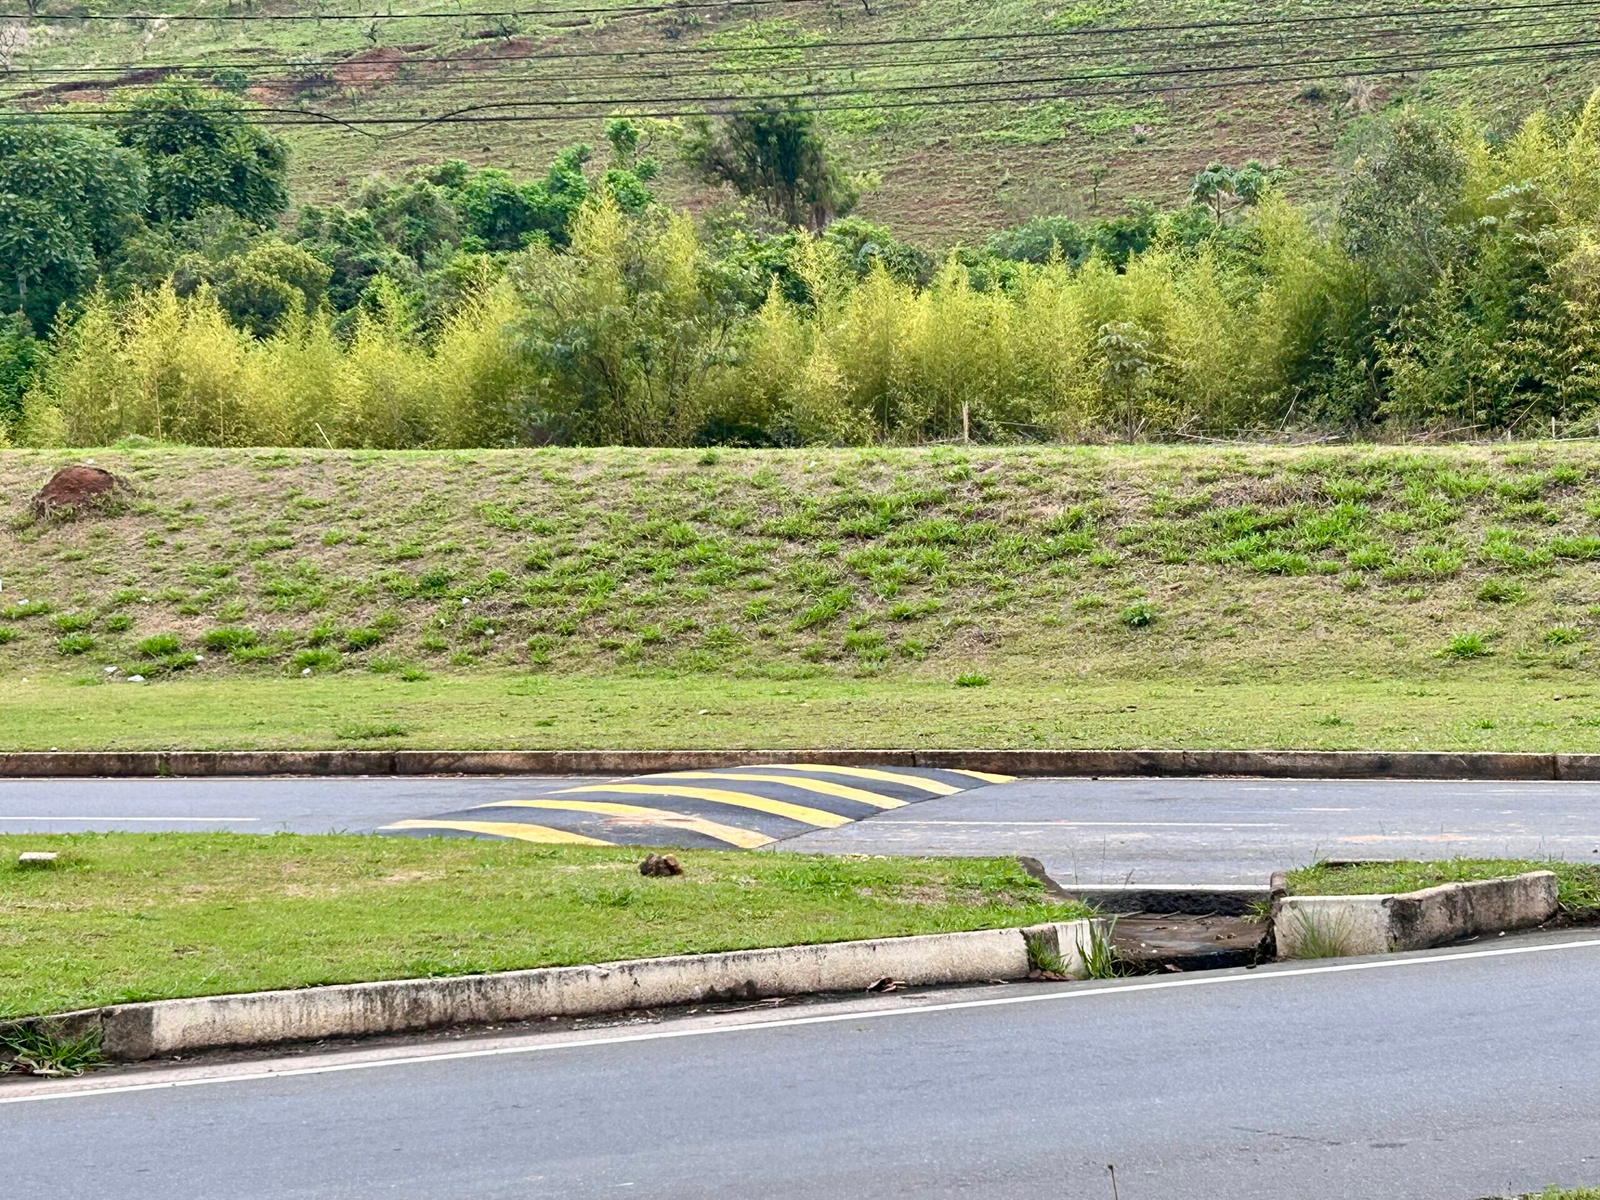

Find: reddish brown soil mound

[30,465,127,517]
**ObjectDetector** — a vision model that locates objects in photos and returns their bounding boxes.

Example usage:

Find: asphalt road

[0,775,613,835]
[6,774,1600,883]
[7,934,1600,1199]
[788,776,1600,884]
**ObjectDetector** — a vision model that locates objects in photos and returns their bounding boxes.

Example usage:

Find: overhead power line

[3,0,849,20]
[5,0,1600,26]
[6,36,1597,137]
[5,7,1592,82]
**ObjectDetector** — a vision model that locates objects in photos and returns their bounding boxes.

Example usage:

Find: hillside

[5,444,1600,750]
[7,0,1600,241]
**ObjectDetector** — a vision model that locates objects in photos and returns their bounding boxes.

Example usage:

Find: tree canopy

[117,82,290,225]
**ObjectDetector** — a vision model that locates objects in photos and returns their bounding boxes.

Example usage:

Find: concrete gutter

[4,920,1103,1062]
[1273,871,1560,958]
[4,748,1600,779]
[1055,883,1271,917]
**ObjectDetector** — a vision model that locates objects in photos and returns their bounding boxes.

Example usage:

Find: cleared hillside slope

[7,0,1600,239]
[4,444,1600,750]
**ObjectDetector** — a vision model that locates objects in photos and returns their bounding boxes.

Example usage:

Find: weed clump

[1442,632,1493,659]
[138,633,182,658]
[0,1024,104,1078]
[1119,602,1156,628]
[202,626,259,652]
[55,632,95,656]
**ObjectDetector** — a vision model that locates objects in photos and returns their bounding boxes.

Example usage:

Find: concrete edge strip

[1273,870,1561,957]
[1,920,1105,1062]
[3,748,1600,779]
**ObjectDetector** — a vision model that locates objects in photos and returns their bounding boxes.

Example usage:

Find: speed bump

[379,763,1013,849]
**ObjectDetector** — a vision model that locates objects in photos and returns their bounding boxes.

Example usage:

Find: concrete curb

[4,747,1600,779]
[1272,871,1560,958]
[5,920,1104,1062]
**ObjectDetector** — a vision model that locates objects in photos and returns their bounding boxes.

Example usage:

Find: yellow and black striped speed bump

[379,764,1014,849]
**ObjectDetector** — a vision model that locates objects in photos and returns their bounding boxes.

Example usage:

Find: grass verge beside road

[0,834,1085,1020]
[6,669,1600,752]
[1287,859,1600,913]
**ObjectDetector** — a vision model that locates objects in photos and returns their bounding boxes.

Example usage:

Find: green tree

[1097,320,1158,435]
[0,124,147,326]
[117,82,289,225]
[1339,110,1468,300]
[0,311,43,429]
[358,177,461,266]
[293,204,416,313]
[207,240,332,337]
[449,147,590,252]
[1188,160,1274,224]
[682,101,858,230]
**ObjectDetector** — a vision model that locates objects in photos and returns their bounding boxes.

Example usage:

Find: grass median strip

[0,834,1087,1021]
[1287,859,1600,914]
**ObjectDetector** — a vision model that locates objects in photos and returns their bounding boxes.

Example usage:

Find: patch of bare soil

[30,466,128,518]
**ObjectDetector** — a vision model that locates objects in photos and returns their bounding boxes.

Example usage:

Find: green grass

[0,1023,104,1077]
[1287,859,1600,912]
[7,669,1600,751]
[0,834,1086,1019]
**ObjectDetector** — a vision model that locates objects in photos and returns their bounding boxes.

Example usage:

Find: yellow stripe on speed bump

[941,769,1016,783]
[383,818,612,845]
[656,772,909,809]
[559,784,852,828]
[476,800,775,849]
[734,764,964,796]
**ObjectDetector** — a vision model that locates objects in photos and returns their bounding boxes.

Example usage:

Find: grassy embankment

[0,834,1083,1019]
[8,0,1598,239]
[6,443,1600,751]
[1287,859,1600,914]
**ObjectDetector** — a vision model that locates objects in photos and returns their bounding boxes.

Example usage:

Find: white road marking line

[875,820,1289,828]
[0,817,261,822]
[9,936,1599,1106]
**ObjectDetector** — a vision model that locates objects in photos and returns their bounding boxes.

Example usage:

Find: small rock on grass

[18,852,58,867]
[639,853,683,877]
